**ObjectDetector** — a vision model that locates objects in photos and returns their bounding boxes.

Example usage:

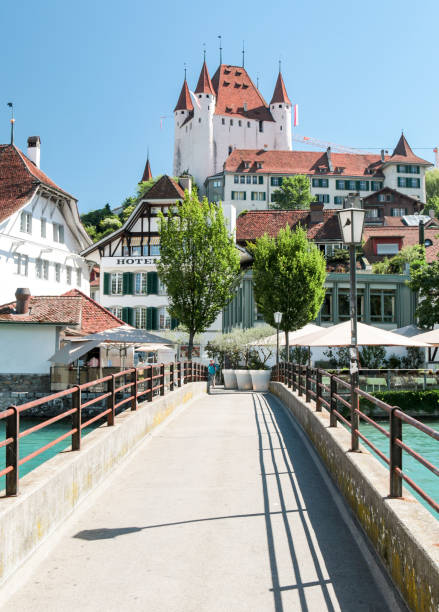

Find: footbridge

[0,364,437,611]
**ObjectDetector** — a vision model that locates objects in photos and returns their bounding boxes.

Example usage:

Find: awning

[49,340,101,365]
[80,326,173,345]
[411,328,439,346]
[249,324,321,346]
[135,343,174,352]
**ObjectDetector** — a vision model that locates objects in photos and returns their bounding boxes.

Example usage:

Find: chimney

[27,136,41,169]
[15,288,31,315]
[310,201,324,224]
[326,147,333,172]
[419,219,425,246]
[179,174,192,194]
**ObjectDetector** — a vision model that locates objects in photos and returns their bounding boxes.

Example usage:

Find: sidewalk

[1,390,406,611]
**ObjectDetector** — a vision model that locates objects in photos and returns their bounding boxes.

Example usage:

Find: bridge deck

[1,390,406,612]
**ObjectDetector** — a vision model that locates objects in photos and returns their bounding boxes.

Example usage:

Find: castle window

[272,105,274,109]
[259,121,263,133]
[206,94,209,98]
[271,177,283,186]
[279,104,282,108]
[198,118,201,123]
[229,146,233,155]
[230,119,234,126]
[280,126,283,131]
[247,121,250,128]
[180,111,184,114]
[238,120,242,127]
[334,196,344,204]
[198,94,202,98]
[222,118,225,125]
[316,194,330,203]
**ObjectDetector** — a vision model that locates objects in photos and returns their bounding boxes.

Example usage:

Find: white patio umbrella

[293,321,430,347]
[249,324,321,346]
[134,343,175,352]
[410,328,439,346]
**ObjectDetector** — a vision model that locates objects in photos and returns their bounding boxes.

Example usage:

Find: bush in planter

[385,354,402,369]
[323,347,350,369]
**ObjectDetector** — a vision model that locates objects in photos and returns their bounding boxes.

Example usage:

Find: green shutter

[147,307,158,330]
[152,307,158,330]
[121,307,133,325]
[171,317,179,330]
[147,271,158,295]
[103,273,110,295]
[122,272,134,295]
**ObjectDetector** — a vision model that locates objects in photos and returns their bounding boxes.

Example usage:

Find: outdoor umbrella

[293,321,430,347]
[134,343,175,352]
[249,324,321,346]
[80,326,173,345]
[410,328,439,346]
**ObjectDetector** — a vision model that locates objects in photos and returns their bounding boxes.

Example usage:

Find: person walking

[208,360,217,392]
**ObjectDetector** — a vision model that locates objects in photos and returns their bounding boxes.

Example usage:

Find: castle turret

[270,71,292,150]
[191,61,216,191]
[140,155,152,183]
[173,78,194,176]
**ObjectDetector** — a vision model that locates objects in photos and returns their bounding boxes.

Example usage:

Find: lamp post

[337,194,366,451]
[274,311,282,381]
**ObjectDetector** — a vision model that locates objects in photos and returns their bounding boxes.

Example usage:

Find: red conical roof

[270,72,291,105]
[195,61,215,95]
[141,157,152,182]
[389,133,432,165]
[174,79,193,112]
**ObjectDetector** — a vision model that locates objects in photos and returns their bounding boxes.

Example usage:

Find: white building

[0,138,92,303]
[173,62,293,193]
[81,175,225,361]
[205,134,433,214]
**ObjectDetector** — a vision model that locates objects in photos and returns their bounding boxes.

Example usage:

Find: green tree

[99,216,122,237]
[271,175,315,210]
[372,244,425,275]
[249,225,326,358]
[426,169,439,217]
[157,191,241,360]
[408,260,439,328]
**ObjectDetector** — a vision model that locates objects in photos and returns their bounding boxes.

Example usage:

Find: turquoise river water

[1,416,438,518]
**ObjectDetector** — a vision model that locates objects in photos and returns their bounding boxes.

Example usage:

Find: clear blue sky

[2,0,438,214]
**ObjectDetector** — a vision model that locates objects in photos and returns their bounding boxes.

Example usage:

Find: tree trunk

[286,330,290,362]
[187,330,194,362]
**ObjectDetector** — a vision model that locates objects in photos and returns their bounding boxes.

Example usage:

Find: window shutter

[147,271,158,295]
[146,307,153,330]
[122,272,131,295]
[121,307,133,325]
[171,317,179,330]
[103,273,110,295]
[243,192,246,200]
[152,307,158,330]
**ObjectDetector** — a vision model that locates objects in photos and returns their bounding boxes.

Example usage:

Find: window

[376,242,399,255]
[246,176,252,184]
[43,260,49,279]
[158,278,167,295]
[14,254,28,276]
[271,177,283,186]
[131,246,141,256]
[391,208,408,217]
[159,307,171,330]
[312,178,329,188]
[370,290,395,322]
[258,176,264,184]
[247,121,250,128]
[316,194,330,203]
[398,177,420,188]
[110,273,123,295]
[213,180,222,188]
[35,258,43,279]
[76,268,82,286]
[334,196,344,205]
[135,307,147,329]
[320,291,332,321]
[397,164,420,174]
[222,118,225,125]
[371,181,383,191]
[338,290,364,321]
[251,192,266,201]
[378,193,393,202]
[53,223,65,243]
[135,272,147,294]
[425,239,433,247]
[150,243,160,256]
[66,266,72,284]
[365,208,380,219]
[252,176,258,184]
[41,217,47,238]
[230,119,233,126]
[55,263,61,282]
[231,191,246,200]
[240,175,245,184]
[109,307,123,319]
[336,180,346,190]
[20,211,32,233]
[198,118,201,123]
[258,121,263,132]
[359,181,368,191]
[238,120,242,127]
[234,175,239,184]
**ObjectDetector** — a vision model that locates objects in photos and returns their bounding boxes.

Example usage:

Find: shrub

[360,390,439,415]
[359,346,386,369]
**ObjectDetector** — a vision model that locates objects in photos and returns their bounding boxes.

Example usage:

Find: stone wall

[0,374,50,411]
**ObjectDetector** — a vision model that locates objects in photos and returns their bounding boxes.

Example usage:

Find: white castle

[173,61,293,192]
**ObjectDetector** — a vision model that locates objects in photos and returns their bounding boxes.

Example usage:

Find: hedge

[360,390,439,416]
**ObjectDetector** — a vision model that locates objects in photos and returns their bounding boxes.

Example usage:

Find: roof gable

[270,72,291,105]
[142,175,184,200]
[195,61,215,95]
[174,79,193,112]
[388,134,431,166]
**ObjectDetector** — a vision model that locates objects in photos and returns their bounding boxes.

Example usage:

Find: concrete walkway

[1,390,406,612]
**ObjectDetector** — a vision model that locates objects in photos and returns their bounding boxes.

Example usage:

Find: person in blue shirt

[208,360,217,390]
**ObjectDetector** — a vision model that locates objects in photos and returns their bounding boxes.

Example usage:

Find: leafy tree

[81,203,112,229]
[372,244,425,275]
[426,169,439,216]
[157,191,241,360]
[99,216,122,237]
[120,204,136,223]
[137,176,162,200]
[270,175,315,210]
[359,346,386,368]
[249,225,326,359]
[408,260,439,328]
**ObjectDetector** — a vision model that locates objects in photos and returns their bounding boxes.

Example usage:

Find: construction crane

[292,134,372,155]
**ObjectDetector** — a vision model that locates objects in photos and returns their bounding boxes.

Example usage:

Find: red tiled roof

[174,79,193,112]
[141,157,152,182]
[236,209,342,243]
[143,175,184,199]
[363,226,439,263]
[62,289,126,334]
[270,72,291,105]
[388,134,431,166]
[211,64,274,122]
[195,61,215,95]
[0,144,73,223]
[363,186,421,205]
[224,149,386,177]
[0,296,82,324]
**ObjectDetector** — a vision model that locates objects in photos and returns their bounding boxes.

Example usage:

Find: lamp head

[274,311,282,324]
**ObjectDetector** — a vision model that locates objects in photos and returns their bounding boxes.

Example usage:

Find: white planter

[222,369,237,389]
[250,370,272,392]
[235,370,252,391]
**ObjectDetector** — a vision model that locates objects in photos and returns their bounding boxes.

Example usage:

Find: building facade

[173,62,293,192]
[0,139,92,303]
[205,135,432,214]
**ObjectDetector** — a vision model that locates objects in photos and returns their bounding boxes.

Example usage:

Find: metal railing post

[298,365,303,396]
[107,375,115,425]
[177,362,182,387]
[292,363,297,391]
[147,365,153,402]
[131,368,138,411]
[6,405,19,496]
[330,375,337,427]
[316,369,322,412]
[390,407,403,497]
[351,371,359,451]
[305,366,311,403]
[288,363,292,388]
[170,362,175,392]
[387,370,391,391]
[160,364,165,396]
[72,385,82,450]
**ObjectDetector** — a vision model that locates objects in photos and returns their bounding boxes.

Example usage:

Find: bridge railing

[0,361,207,497]
[273,362,439,514]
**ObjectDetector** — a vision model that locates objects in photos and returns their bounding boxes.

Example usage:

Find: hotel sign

[102,256,160,267]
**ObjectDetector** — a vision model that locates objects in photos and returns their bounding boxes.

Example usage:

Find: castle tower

[173,77,194,177]
[192,60,216,190]
[269,71,292,150]
[140,155,152,183]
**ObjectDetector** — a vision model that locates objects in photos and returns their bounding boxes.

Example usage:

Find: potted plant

[248,347,273,391]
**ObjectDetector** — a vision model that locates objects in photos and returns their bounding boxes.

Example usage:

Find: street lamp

[274,311,282,380]
[337,194,365,451]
